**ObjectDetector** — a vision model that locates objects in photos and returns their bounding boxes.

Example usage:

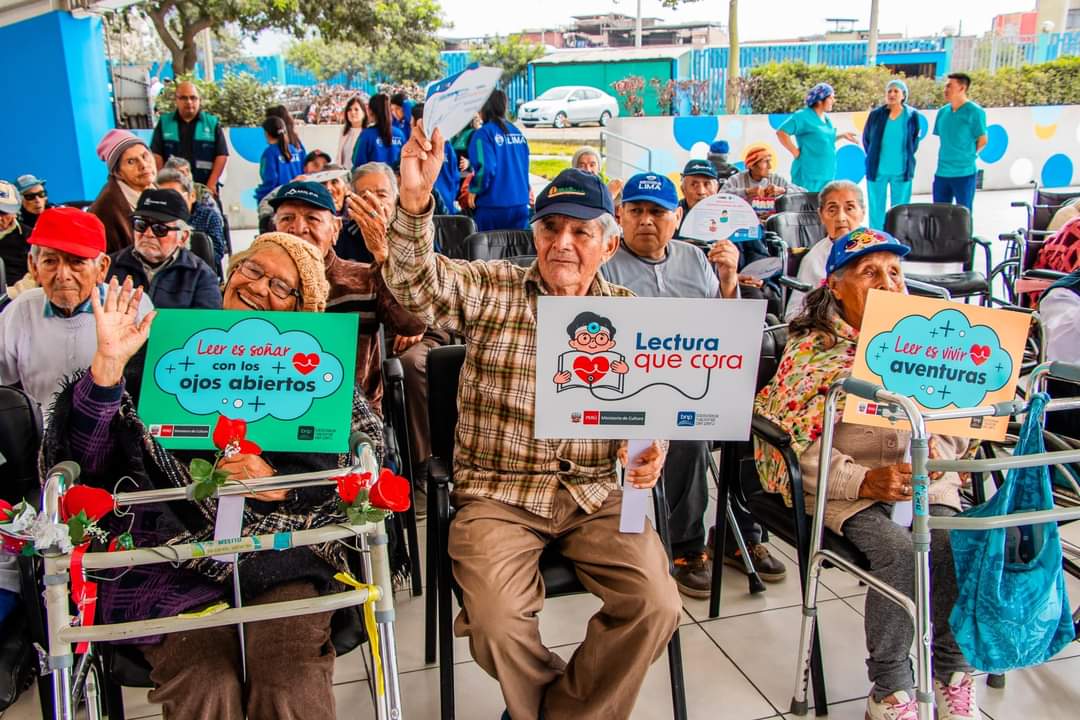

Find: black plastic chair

[382,354,424,596]
[709,327,872,715]
[456,229,536,262]
[188,231,219,276]
[774,192,819,215]
[423,345,688,720]
[433,215,477,257]
[885,203,992,305]
[765,212,825,256]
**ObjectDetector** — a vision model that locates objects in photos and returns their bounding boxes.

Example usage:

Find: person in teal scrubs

[932,73,988,213]
[776,83,858,193]
[862,79,923,229]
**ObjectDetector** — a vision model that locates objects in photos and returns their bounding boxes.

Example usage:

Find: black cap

[304,149,332,165]
[268,181,337,213]
[533,168,614,222]
[681,159,718,179]
[133,188,190,224]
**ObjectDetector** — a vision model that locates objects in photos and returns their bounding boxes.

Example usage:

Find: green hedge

[740,57,1080,114]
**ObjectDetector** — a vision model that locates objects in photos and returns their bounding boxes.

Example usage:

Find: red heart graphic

[292,352,320,375]
[573,355,610,385]
[969,344,991,366]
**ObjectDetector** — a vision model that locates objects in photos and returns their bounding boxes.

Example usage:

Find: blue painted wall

[0,11,112,203]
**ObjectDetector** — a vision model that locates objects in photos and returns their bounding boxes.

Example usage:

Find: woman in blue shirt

[466,90,531,231]
[862,79,923,229]
[254,116,304,203]
[776,83,859,193]
[352,94,405,169]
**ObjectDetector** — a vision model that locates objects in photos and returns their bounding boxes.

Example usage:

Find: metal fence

[951,31,1080,72]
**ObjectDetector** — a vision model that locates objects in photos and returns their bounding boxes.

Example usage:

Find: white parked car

[519,86,620,129]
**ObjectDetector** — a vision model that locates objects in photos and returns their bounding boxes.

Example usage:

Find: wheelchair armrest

[429,456,452,487]
[383,356,405,382]
[972,235,991,248]
[1024,268,1067,282]
[751,414,792,449]
[778,275,812,293]
[998,231,1021,242]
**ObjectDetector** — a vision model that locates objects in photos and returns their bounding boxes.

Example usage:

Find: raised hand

[90,277,156,387]
[346,190,391,263]
[398,121,445,215]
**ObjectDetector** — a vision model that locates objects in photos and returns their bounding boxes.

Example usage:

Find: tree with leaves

[138,0,445,77]
[468,35,545,87]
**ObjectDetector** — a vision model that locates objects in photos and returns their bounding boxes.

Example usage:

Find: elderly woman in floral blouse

[754,228,980,720]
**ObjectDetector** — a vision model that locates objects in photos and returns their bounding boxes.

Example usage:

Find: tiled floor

[7,496,1079,720]
[7,186,1079,718]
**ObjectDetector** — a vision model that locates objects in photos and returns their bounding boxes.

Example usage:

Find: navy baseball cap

[534,168,614,222]
[826,228,910,276]
[681,159,718,179]
[621,173,679,211]
[268,181,337,213]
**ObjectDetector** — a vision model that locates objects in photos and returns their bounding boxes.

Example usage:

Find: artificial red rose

[0,499,13,522]
[61,485,116,522]
[368,469,411,513]
[212,416,261,455]
[1,536,26,555]
[336,472,372,505]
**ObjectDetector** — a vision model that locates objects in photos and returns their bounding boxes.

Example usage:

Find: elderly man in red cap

[0,207,153,409]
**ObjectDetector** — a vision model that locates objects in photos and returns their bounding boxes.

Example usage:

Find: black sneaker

[724,542,787,583]
[672,552,712,599]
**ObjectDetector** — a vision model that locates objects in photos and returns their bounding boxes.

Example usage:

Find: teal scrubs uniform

[780,107,837,193]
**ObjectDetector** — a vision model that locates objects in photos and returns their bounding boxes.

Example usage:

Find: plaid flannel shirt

[383,203,631,518]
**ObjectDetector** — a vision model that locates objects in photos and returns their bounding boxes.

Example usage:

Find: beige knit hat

[226,232,329,312]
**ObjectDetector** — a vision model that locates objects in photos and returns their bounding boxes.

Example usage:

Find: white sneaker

[865,690,919,720]
[934,672,981,719]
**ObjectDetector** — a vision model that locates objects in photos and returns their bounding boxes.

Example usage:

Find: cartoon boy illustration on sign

[553,311,629,393]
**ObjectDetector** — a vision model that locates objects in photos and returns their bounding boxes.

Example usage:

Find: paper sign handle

[619,440,653,534]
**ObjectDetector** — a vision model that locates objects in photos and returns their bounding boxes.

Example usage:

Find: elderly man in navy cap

[602,172,788,597]
[384,127,682,719]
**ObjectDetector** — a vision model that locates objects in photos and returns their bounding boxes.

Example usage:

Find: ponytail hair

[262,116,292,163]
[265,105,302,148]
[481,89,509,133]
[788,283,845,348]
[369,94,394,147]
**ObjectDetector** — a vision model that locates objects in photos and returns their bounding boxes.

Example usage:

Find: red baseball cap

[28,207,107,258]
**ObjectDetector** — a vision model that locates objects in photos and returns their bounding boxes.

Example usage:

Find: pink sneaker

[865,690,919,720]
[934,672,981,719]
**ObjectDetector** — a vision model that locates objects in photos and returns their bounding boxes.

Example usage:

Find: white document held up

[619,440,653,534]
[423,65,504,141]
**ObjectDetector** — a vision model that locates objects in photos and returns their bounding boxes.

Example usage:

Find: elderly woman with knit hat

[776,82,859,193]
[721,144,804,220]
[89,129,158,252]
[862,79,924,230]
[755,228,980,720]
[42,232,385,720]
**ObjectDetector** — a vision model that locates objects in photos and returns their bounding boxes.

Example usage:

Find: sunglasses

[132,216,181,238]
[23,191,47,200]
[236,260,301,302]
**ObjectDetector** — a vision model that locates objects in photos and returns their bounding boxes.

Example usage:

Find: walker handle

[1048,361,1080,385]
[841,377,884,401]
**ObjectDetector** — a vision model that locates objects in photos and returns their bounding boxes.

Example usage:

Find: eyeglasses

[236,260,301,303]
[23,191,46,200]
[132,216,181,238]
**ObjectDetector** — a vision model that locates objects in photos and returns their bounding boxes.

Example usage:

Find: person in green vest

[150,81,229,195]
[776,83,859,193]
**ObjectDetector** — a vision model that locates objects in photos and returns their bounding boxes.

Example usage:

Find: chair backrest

[508,254,536,268]
[0,385,44,505]
[188,231,218,274]
[434,215,478,258]
[884,202,972,265]
[463,230,536,261]
[765,211,825,252]
[756,324,789,393]
[774,192,819,214]
[427,345,467,468]
[1033,188,1080,233]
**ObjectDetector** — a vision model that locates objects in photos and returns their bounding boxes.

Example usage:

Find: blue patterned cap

[805,83,835,107]
[826,228,910,276]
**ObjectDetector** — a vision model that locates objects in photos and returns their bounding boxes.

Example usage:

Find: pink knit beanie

[96,129,148,172]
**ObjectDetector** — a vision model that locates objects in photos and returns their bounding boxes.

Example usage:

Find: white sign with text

[423,64,503,141]
[535,297,766,440]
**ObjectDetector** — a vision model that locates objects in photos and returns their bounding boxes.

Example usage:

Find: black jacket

[108,246,222,309]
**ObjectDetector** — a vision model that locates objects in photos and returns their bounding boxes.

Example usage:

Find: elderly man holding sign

[382,124,680,719]
[755,228,980,720]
